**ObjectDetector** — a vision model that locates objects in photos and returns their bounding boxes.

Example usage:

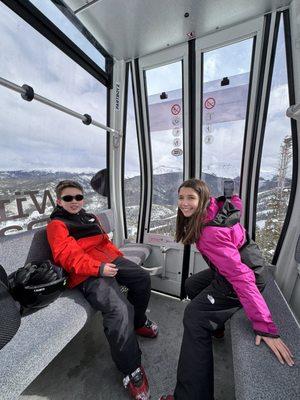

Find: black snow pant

[174,268,242,400]
[78,256,151,376]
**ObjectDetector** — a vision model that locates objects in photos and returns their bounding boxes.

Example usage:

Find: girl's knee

[183,300,207,329]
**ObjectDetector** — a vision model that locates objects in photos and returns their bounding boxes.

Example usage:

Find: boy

[47,180,158,400]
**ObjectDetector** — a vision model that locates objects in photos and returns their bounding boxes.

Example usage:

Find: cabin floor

[20,292,235,400]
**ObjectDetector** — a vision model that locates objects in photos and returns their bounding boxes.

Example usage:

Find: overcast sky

[0,2,291,180]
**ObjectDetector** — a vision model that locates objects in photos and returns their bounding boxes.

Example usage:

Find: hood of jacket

[205,196,241,227]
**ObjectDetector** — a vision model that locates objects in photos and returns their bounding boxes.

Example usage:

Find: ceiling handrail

[0,76,120,137]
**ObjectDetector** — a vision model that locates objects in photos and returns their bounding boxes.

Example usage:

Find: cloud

[0,3,107,172]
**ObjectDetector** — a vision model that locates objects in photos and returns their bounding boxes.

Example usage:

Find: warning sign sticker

[204,97,216,110]
[171,104,181,115]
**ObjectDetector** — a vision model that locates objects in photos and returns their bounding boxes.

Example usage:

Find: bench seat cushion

[119,243,152,266]
[0,289,93,400]
[0,230,35,276]
[231,278,300,400]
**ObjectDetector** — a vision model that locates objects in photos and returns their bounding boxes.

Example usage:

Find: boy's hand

[255,335,294,366]
[102,263,118,277]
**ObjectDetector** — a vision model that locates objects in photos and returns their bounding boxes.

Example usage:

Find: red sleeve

[198,227,279,336]
[46,220,100,277]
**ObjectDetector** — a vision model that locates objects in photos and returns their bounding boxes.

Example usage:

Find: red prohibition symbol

[171,104,181,115]
[204,97,216,109]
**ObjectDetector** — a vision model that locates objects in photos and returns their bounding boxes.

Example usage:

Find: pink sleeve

[230,195,243,215]
[199,227,278,336]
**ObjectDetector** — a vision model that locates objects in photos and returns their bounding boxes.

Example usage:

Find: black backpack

[0,264,21,350]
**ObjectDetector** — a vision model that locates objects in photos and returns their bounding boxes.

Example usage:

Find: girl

[160,179,293,400]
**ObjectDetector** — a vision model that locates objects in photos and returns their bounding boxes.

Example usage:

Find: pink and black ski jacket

[196,195,279,337]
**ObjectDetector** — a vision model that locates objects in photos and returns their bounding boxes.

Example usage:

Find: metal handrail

[0,77,120,136]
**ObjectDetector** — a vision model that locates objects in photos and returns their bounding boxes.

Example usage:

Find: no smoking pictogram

[171,104,181,115]
[204,97,216,110]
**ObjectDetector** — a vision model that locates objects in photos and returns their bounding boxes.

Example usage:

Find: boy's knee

[138,269,151,289]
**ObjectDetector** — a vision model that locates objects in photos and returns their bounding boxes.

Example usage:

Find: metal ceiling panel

[64,0,291,60]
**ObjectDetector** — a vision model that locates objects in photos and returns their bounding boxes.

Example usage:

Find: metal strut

[0,76,122,146]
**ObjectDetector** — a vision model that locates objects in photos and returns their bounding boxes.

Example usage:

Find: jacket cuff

[254,330,280,338]
[99,263,106,277]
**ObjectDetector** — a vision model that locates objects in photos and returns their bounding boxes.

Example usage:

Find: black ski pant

[78,256,151,376]
[174,268,241,400]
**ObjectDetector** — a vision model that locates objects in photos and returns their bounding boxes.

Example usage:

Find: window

[124,65,141,241]
[145,61,184,236]
[201,39,254,196]
[0,2,108,236]
[255,14,294,262]
[29,0,106,70]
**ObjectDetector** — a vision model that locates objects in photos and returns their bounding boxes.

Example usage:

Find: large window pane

[145,62,184,236]
[0,2,107,237]
[255,15,293,262]
[202,39,254,196]
[124,65,141,241]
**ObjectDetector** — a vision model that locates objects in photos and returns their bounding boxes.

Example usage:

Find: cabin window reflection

[201,39,254,196]
[0,2,108,237]
[145,62,184,237]
[255,15,293,263]
[124,65,141,242]
[28,0,106,70]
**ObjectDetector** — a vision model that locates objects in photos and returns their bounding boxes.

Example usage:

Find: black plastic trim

[180,245,191,299]
[134,58,150,243]
[252,13,280,240]
[129,62,144,243]
[199,52,204,178]
[121,63,129,239]
[240,36,256,205]
[272,10,298,264]
[141,69,154,236]
[2,0,112,88]
[188,39,196,178]
[51,0,111,60]
[106,86,111,209]
[245,13,272,236]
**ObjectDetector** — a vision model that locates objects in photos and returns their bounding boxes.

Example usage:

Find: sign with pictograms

[204,97,216,110]
[173,138,181,147]
[172,116,181,126]
[171,104,181,115]
[171,148,183,157]
[204,135,214,144]
[172,128,181,137]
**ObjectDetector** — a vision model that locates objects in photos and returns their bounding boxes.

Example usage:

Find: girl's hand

[102,263,118,277]
[255,335,294,366]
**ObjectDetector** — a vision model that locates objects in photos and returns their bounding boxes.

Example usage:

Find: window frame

[195,17,265,204]
[2,0,113,88]
[253,10,298,264]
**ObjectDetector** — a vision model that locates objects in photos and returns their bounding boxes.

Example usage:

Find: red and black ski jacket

[47,206,123,288]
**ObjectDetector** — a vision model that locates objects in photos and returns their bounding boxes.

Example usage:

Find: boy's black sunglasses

[61,195,84,202]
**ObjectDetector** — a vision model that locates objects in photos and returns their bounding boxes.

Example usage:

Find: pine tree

[256,135,292,262]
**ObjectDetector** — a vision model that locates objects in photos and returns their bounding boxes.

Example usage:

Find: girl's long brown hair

[175,179,210,245]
